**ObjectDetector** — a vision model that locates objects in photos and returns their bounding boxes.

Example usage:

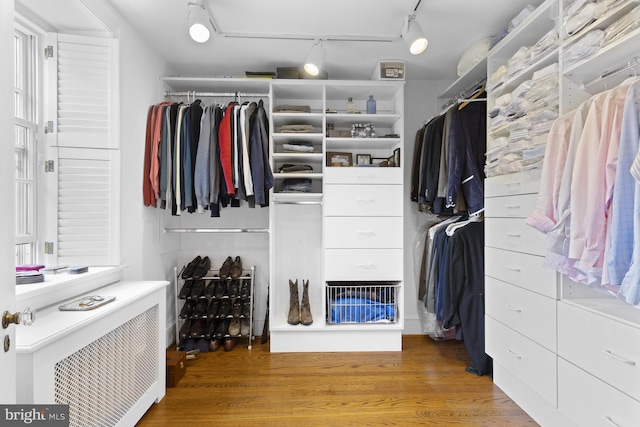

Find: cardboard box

[166,351,187,388]
[371,60,406,80]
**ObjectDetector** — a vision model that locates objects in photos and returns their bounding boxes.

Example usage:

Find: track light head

[403,14,428,55]
[188,2,212,43]
[304,41,326,76]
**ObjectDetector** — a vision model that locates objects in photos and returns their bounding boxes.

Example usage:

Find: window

[14,24,37,266]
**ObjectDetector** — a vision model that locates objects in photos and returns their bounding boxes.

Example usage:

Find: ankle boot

[287,279,300,325]
[300,279,313,326]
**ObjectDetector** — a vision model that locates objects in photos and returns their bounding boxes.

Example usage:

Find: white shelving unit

[269,79,405,352]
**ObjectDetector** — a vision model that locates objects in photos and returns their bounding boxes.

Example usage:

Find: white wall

[109,9,182,344]
[402,79,454,334]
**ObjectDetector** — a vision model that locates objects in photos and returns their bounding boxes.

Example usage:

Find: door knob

[2,308,35,329]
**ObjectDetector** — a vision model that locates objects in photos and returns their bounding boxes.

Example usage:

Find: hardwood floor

[137,335,538,427]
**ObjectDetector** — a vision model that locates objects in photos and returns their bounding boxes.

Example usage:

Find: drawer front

[324,184,402,217]
[485,217,546,256]
[559,358,640,427]
[485,247,558,298]
[486,276,557,352]
[484,193,538,219]
[325,249,403,281]
[324,167,402,184]
[485,315,557,406]
[325,217,403,249]
[558,302,640,402]
[485,169,541,198]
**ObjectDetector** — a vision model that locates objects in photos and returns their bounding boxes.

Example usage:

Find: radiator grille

[54,306,158,427]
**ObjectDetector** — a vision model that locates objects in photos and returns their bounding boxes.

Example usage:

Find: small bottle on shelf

[366,95,376,114]
[346,97,355,114]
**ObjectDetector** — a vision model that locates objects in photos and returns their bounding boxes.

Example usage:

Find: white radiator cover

[16,280,168,427]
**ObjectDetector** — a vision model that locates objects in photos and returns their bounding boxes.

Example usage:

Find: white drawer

[325,217,403,249]
[485,315,557,406]
[484,193,538,218]
[558,302,640,402]
[324,167,402,184]
[486,276,557,352]
[485,247,558,298]
[485,217,546,256]
[324,184,402,217]
[325,249,402,281]
[559,358,640,427]
[485,169,541,198]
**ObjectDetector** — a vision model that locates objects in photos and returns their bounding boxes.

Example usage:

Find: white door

[0,0,17,404]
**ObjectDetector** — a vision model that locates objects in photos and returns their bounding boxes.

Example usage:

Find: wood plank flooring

[137,335,538,426]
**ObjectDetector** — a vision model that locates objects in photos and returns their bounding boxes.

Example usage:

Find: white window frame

[14,21,38,266]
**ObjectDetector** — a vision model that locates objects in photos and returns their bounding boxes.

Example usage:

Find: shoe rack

[174,262,256,350]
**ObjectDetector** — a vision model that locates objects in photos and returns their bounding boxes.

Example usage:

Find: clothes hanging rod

[164,227,269,233]
[274,201,322,205]
[164,91,270,98]
[583,56,640,88]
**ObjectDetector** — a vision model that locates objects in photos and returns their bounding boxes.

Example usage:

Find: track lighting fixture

[187,1,213,43]
[403,13,428,55]
[304,41,326,76]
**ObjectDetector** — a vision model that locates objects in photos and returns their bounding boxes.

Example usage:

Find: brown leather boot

[287,279,300,325]
[300,279,313,326]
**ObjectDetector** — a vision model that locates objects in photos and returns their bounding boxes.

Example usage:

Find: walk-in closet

[3,0,640,426]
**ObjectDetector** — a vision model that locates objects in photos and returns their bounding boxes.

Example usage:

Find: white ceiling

[16,0,544,81]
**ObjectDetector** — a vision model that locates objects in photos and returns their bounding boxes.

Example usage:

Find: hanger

[445,214,483,236]
[458,86,486,110]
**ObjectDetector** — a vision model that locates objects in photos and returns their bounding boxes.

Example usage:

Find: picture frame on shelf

[393,148,400,167]
[326,151,353,167]
[371,157,389,167]
[356,154,372,165]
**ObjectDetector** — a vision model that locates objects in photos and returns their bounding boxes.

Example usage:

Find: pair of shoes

[224,337,237,352]
[287,279,313,326]
[207,300,219,317]
[181,256,201,279]
[220,256,243,279]
[228,318,241,336]
[204,277,218,297]
[214,280,227,298]
[217,300,231,318]
[190,299,208,318]
[189,279,206,299]
[192,256,211,279]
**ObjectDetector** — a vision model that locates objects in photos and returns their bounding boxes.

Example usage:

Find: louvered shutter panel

[54,33,118,149]
[57,147,120,266]
[43,33,120,266]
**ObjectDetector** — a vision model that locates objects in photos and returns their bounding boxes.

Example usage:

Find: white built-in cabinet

[461,0,640,425]
[269,80,405,352]
[158,77,404,352]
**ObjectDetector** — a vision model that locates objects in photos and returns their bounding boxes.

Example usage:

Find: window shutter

[56,147,120,266]
[47,33,119,149]
[43,33,120,266]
